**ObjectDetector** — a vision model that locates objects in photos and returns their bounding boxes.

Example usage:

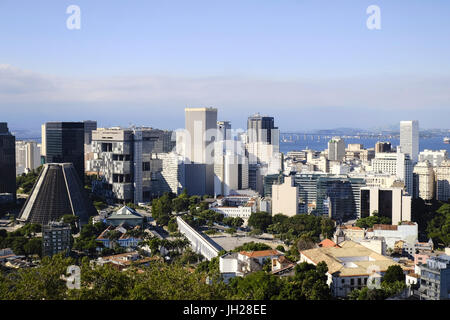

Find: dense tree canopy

[16,166,42,194]
[426,203,450,248]
[248,212,273,232]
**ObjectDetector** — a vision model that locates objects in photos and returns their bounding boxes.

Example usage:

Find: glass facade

[0,123,16,199]
[45,122,85,181]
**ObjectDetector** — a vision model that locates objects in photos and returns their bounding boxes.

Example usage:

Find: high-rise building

[418,254,450,300]
[83,120,97,145]
[18,163,96,226]
[179,107,217,195]
[293,173,366,220]
[400,120,419,163]
[435,160,450,201]
[413,160,435,200]
[316,176,366,222]
[217,120,231,141]
[247,113,278,145]
[263,173,284,197]
[360,186,412,225]
[44,122,85,181]
[183,107,218,164]
[159,152,186,196]
[246,114,280,164]
[15,140,41,175]
[419,149,448,167]
[328,137,345,162]
[0,123,16,201]
[88,127,175,203]
[371,149,413,196]
[272,176,299,217]
[375,142,392,154]
[246,114,281,193]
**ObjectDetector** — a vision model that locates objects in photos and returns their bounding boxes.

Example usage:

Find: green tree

[382,265,405,284]
[0,253,74,300]
[61,214,80,234]
[426,203,450,247]
[248,212,273,232]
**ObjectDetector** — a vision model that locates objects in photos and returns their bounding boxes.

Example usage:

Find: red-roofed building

[319,239,340,248]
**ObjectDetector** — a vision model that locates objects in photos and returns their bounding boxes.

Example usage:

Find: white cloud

[0,65,449,129]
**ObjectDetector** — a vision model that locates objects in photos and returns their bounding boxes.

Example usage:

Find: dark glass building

[293,173,366,222]
[0,123,16,201]
[263,173,284,197]
[247,114,277,144]
[45,122,85,181]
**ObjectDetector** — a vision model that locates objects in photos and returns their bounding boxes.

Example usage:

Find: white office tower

[435,160,450,201]
[15,141,41,175]
[328,137,345,162]
[371,149,413,196]
[179,107,217,195]
[413,160,435,200]
[213,121,249,196]
[419,149,448,167]
[400,120,419,163]
[183,107,218,164]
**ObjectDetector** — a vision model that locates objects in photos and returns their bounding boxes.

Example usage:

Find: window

[143,162,150,171]
[350,279,354,286]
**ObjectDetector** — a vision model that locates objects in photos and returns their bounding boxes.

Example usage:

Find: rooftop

[239,250,281,258]
[318,239,340,248]
[300,240,401,277]
[107,206,143,220]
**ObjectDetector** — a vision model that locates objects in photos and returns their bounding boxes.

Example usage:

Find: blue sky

[0,0,449,134]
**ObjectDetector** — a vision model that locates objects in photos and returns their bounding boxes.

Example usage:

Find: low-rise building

[210,194,257,220]
[96,225,143,249]
[365,222,418,254]
[105,206,144,227]
[299,240,403,298]
[334,225,365,243]
[219,249,283,283]
[95,251,159,271]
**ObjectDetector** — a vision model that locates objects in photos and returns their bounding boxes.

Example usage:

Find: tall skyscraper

[83,120,97,145]
[0,123,16,201]
[184,107,218,164]
[413,160,435,200]
[400,120,419,163]
[247,113,277,145]
[15,140,41,175]
[180,107,218,195]
[217,120,231,141]
[328,137,346,162]
[44,122,85,181]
